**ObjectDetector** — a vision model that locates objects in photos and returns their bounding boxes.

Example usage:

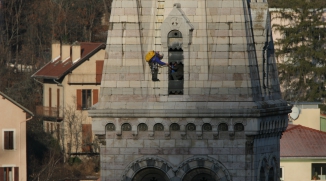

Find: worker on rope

[145,50,169,81]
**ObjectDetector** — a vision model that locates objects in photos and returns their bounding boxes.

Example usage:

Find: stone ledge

[88,105,291,118]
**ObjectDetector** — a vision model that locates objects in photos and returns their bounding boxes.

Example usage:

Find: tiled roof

[32,42,105,79]
[281,124,326,157]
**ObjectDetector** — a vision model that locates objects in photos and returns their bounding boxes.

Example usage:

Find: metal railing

[36,106,62,118]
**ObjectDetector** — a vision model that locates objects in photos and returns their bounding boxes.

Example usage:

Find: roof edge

[0,91,34,116]
[59,43,106,80]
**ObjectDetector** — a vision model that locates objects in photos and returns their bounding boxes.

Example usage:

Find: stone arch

[259,158,268,181]
[267,155,279,181]
[138,123,148,131]
[186,123,196,131]
[202,123,212,131]
[257,155,269,181]
[154,123,164,131]
[234,123,244,131]
[121,123,132,131]
[176,156,232,181]
[170,123,180,131]
[121,156,175,181]
[105,123,115,131]
[160,5,194,49]
[218,123,228,131]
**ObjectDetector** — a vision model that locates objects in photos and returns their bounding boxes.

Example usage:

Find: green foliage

[68,156,82,165]
[319,104,326,114]
[274,0,326,101]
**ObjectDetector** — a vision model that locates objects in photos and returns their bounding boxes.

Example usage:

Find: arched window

[218,123,228,131]
[234,123,244,131]
[154,123,164,131]
[168,30,184,95]
[187,123,196,131]
[121,123,132,131]
[106,123,115,131]
[202,123,212,131]
[138,123,148,131]
[170,123,180,131]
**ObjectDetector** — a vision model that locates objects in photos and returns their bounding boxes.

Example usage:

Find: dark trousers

[149,62,158,80]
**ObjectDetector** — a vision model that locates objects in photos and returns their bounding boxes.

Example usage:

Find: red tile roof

[281,124,326,157]
[32,42,105,80]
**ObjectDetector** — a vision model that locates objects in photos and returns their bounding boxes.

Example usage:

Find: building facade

[89,0,291,180]
[0,91,33,181]
[280,125,326,181]
[32,42,105,156]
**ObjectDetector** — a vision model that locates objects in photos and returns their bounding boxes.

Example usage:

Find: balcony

[36,106,63,120]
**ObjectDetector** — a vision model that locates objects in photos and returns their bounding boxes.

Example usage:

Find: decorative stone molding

[160,4,194,50]
[176,156,232,181]
[121,156,232,181]
[121,156,175,181]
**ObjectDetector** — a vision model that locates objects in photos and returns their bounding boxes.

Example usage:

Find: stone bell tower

[89,0,291,180]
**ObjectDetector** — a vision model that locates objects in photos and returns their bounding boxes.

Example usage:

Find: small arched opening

[168,30,184,95]
[132,168,169,181]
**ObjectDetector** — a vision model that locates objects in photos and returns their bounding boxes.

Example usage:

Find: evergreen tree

[273,0,326,101]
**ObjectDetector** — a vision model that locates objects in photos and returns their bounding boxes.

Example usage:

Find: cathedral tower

[89,0,291,180]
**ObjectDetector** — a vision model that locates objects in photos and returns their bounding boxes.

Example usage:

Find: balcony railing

[36,106,62,119]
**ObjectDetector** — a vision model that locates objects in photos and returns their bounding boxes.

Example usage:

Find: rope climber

[145,50,169,81]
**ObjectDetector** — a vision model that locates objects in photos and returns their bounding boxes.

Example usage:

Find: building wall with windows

[32,42,105,155]
[280,125,326,181]
[0,91,33,181]
[280,160,326,181]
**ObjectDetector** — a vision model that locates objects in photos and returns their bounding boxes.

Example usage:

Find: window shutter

[4,131,9,149]
[93,89,99,105]
[14,167,19,181]
[96,60,104,83]
[9,131,13,149]
[82,124,92,152]
[76,89,82,110]
[49,88,52,116]
[57,89,60,117]
[0,167,3,181]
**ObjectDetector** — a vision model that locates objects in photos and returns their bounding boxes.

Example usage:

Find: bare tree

[61,102,86,161]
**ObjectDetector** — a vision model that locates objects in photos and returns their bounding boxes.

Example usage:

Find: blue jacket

[150,54,166,66]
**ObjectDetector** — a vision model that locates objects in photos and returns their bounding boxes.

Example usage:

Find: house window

[1,167,18,181]
[4,131,14,150]
[280,167,284,181]
[82,89,92,109]
[312,163,326,180]
[76,89,98,110]
[3,167,12,181]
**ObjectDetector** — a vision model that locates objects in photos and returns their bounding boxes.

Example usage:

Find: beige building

[280,124,326,181]
[32,42,105,156]
[0,91,33,181]
[289,102,321,130]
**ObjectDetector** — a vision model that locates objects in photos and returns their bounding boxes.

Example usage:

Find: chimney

[72,42,81,63]
[61,44,70,62]
[51,43,60,62]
